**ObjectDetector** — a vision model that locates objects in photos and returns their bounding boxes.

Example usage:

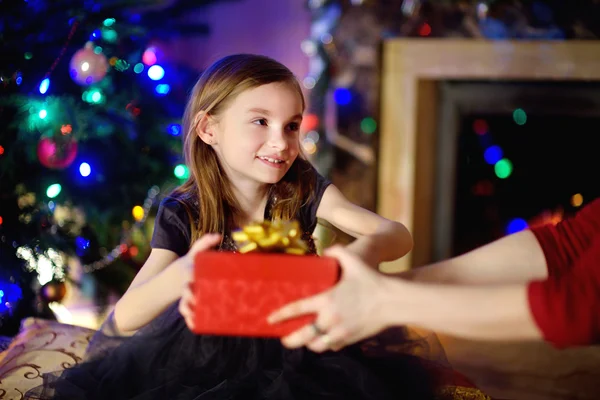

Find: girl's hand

[267,245,394,352]
[178,233,221,330]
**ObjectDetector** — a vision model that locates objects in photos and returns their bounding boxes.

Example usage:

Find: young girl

[26,54,455,400]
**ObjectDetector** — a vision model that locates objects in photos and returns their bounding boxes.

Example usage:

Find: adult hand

[178,233,222,330]
[344,237,380,269]
[267,245,394,352]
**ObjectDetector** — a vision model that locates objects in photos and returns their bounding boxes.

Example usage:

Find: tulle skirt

[24,303,470,400]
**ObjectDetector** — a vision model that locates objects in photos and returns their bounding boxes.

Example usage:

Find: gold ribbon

[231,220,308,255]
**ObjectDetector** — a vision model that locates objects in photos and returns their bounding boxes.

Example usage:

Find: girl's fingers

[189,233,222,255]
[182,283,197,306]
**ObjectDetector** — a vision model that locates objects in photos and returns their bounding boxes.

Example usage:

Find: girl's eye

[287,122,300,132]
[253,119,268,126]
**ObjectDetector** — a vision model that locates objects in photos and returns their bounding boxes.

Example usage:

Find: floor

[438,335,600,400]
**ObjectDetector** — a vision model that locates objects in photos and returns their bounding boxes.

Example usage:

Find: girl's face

[209,82,303,189]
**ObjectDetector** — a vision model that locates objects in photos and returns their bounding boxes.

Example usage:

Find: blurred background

[1,0,599,334]
[2,1,600,398]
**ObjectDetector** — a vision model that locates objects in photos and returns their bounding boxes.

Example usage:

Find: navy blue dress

[25,174,448,400]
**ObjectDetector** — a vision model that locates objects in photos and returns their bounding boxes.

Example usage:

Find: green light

[83,89,103,104]
[46,183,62,198]
[24,52,33,60]
[174,164,189,179]
[494,158,513,179]
[86,91,94,102]
[103,18,116,27]
[360,117,377,134]
[114,59,130,72]
[39,109,47,119]
[91,90,103,103]
[133,63,144,74]
[513,108,527,125]
[102,28,118,43]
[94,46,103,55]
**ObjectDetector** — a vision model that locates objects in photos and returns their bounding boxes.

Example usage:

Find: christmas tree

[0,0,230,336]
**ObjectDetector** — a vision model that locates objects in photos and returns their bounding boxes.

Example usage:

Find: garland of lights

[44,20,81,80]
[15,185,161,280]
[83,185,160,273]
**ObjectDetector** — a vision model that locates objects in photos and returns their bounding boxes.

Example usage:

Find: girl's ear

[195,111,217,145]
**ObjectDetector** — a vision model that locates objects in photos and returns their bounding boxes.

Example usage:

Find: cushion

[0,318,95,398]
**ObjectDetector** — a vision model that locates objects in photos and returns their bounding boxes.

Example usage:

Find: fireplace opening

[433,81,600,259]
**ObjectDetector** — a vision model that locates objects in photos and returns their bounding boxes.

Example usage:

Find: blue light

[15,73,23,85]
[484,145,503,165]
[0,281,23,315]
[148,65,165,81]
[506,218,528,235]
[39,78,50,94]
[155,83,170,95]
[75,236,90,250]
[168,124,182,136]
[333,88,352,106]
[75,236,90,257]
[90,29,101,40]
[79,162,91,177]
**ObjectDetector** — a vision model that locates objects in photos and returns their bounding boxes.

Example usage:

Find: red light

[60,124,72,135]
[301,114,319,132]
[419,23,432,37]
[473,119,488,135]
[142,48,157,66]
[471,180,494,196]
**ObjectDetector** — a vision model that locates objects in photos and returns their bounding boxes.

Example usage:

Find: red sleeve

[527,246,600,348]
[527,198,600,348]
[529,198,600,276]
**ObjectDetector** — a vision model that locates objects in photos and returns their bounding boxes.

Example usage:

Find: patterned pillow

[0,318,95,399]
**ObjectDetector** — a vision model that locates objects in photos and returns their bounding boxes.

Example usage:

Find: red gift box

[192,251,340,337]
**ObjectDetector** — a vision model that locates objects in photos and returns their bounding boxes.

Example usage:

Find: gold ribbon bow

[231,220,308,255]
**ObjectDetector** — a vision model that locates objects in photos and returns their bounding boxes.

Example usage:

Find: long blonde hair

[172,54,316,244]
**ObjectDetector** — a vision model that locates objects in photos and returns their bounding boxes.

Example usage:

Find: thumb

[189,233,222,256]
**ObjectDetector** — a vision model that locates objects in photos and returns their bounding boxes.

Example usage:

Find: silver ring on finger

[311,322,326,336]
